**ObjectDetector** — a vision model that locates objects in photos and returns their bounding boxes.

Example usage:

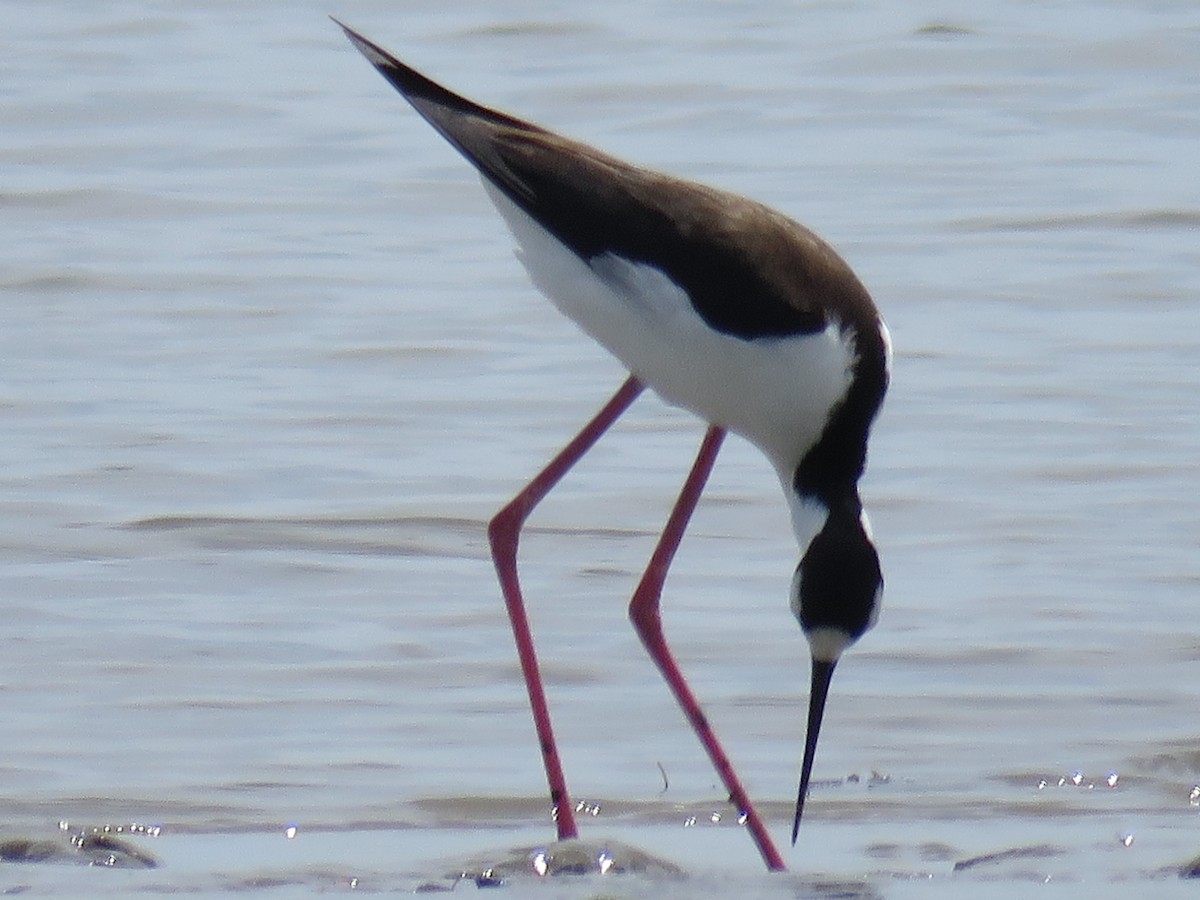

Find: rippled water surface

[3,1,1200,896]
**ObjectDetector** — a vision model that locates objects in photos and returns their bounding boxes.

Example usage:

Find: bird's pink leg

[488,375,644,841]
[628,426,787,872]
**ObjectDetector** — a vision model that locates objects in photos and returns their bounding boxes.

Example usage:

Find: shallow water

[3,1,1200,896]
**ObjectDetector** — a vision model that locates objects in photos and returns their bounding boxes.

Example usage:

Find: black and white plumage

[338,21,890,867]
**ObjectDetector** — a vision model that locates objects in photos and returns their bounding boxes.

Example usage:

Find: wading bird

[338,22,889,872]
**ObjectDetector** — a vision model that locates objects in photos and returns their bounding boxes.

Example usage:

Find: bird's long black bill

[791,657,837,845]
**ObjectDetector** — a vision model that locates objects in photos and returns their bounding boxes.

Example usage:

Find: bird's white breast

[483,181,857,475]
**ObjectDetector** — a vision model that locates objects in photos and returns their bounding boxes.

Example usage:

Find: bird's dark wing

[338,22,874,340]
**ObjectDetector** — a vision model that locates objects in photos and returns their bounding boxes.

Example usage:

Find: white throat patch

[805,627,853,664]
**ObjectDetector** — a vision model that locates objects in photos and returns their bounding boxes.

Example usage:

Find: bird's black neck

[793,317,888,506]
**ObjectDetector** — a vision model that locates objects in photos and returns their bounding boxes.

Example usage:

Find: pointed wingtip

[329,15,357,44]
[330,17,403,72]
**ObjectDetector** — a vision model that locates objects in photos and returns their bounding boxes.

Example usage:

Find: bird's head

[787,492,882,844]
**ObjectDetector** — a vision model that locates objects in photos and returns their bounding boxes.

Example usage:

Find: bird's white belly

[483,182,856,473]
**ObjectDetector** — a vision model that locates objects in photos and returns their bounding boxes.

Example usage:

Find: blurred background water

[2,1,1199,895]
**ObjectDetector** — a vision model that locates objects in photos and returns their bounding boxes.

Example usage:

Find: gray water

[3,1,1200,896]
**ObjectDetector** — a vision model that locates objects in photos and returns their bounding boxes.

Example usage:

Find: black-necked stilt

[338,22,890,873]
